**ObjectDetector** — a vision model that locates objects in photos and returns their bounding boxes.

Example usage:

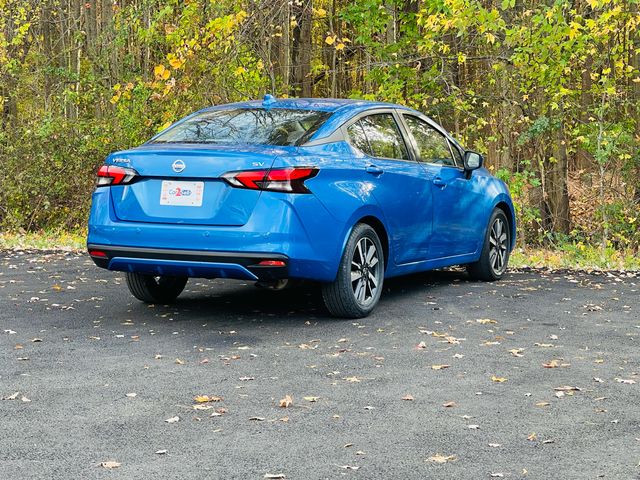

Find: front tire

[125,272,188,303]
[467,209,511,281]
[322,223,384,318]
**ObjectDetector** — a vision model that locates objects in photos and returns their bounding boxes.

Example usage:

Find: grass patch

[511,244,640,271]
[0,230,86,251]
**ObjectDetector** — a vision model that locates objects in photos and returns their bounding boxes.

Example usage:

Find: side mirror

[464,151,483,171]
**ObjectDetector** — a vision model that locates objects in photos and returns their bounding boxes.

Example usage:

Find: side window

[404,115,456,167]
[347,113,409,160]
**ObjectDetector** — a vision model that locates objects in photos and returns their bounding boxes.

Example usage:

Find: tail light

[96,165,138,187]
[222,167,318,193]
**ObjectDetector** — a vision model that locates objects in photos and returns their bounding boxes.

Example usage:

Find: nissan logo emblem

[172,159,186,173]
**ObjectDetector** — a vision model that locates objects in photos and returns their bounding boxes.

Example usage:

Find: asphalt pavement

[0,250,638,480]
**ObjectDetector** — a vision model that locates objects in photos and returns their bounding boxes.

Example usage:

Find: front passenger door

[401,114,484,258]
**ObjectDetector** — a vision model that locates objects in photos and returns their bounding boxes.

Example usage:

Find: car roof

[202,97,414,114]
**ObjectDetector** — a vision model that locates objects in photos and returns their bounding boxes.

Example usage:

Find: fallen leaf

[194,395,223,403]
[174,358,185,365]
[442,401,457,408]
[468,424,480,430]
[431,364,451,370]
[239,376,254,381]
[488,443,501,448]
[339,465,360,470]
[155,450,167,455]
[490,474,504,478]
[527,432,537,441]
[264,474,286,479]
[615,378,636,384]
[21,396,31,403]
[402,394,414,401]
[509,348,524,357]
[125,393,137,398]
[554,385,581,391]
[193,404,214,411]
[100,461,121,469]
[535,401,550,407]
[534,343,554,348]
[344,376,361,383]
[416,341,427,350]
[426,454,457,464]
[165,416,180,423]
[303,396,320,402]
[2,392,20,400]
[476,318,497,324]
[249,416,265,421]
[491,376,507,383]
[279,395,293,408]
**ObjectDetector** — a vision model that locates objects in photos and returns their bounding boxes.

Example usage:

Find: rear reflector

[96,165,138,187]
[222,167,318,193]
[257,260,286,267]
[88,249,108,258]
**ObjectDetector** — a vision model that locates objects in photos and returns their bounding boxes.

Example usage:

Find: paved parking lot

[0,251,638,479]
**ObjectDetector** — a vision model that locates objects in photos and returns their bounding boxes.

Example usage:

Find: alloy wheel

[350,237,381,307]
[489,217,508,275]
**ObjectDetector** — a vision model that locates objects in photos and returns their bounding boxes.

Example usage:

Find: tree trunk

[290,0,313,96]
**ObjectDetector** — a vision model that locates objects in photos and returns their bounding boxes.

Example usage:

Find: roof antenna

[263,94,276,107]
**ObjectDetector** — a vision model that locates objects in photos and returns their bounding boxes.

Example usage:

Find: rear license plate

[160,181,204,207]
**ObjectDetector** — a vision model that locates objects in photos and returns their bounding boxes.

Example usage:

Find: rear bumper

[88,244,289,281]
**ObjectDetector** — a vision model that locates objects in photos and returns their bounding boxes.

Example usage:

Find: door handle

[433,176,446,187]
[366,164,384,176]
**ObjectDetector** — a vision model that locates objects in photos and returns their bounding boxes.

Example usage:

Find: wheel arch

[356,215,390,270]
[493,197,516,251]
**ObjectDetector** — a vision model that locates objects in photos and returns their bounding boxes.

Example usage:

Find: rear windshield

[150,108,330,146]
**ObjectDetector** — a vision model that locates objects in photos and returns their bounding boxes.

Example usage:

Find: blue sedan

[87,96,516,318]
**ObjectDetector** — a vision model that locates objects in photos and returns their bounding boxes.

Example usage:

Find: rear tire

[322,223,384,318]
[125,272,188,303]
[467,209,511,281]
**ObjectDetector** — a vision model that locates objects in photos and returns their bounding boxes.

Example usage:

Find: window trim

[398,112,465,170]
[342,109,418,163]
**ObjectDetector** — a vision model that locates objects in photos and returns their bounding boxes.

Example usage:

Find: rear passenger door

[345,111,435,265]
[400,113,484,258]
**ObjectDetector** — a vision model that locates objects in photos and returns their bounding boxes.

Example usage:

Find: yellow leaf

[234,66,247,76]
[325,35,335,45]
[485,32,496,44]
[314,7,327,18]
[154,64,166,78]
[194,395,223,403]
[491,375,508,383]
[158,121,172,132]
[169,57,184,69]
[335,42,345,51]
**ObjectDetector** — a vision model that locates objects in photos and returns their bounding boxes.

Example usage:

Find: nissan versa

[87,96,516,318]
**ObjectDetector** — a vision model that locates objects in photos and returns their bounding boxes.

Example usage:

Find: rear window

[150,108,330,146]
